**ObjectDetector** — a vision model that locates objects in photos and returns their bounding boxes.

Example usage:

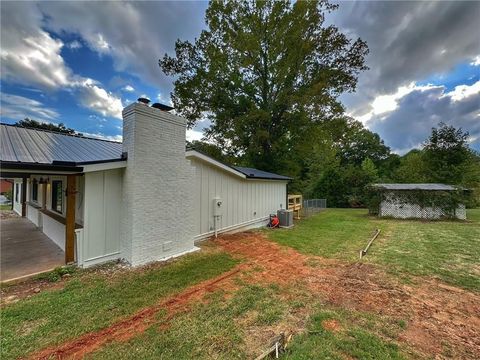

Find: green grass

[268,209,393,261]
[284,307,410,360]
[0,251,238,360]
[369,213,480,291]
[0,204,12,210]
[2,209,478,359]
[268,208,480,291]
[89,284,287,359]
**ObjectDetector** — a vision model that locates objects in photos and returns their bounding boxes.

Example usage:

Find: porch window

[51,180,63,214]
[32,179,38,202]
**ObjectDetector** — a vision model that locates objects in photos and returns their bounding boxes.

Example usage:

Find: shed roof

[0,124,123,166]
[372,183,460,191]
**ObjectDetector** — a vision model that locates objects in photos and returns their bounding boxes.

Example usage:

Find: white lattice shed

[372,183,466,220]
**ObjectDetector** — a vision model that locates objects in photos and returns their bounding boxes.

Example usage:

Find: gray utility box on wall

[277,209,294,228]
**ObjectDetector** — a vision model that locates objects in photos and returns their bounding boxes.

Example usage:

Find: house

[371,183,466,220]
[0,179,12,195]
[0,101,290,273]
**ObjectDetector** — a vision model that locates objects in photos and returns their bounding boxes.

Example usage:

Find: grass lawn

[1,208,478,359]
[284,307,409,360]
[89,284,287,359]
[0,251,238,360]
[268,208,480,292]
[0,204,12,211]
[90,284,412,360]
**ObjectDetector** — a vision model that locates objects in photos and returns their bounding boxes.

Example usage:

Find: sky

[1,1,479,153]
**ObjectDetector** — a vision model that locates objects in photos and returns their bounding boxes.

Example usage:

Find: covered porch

[0,171,81,282]
[1,216,65,281]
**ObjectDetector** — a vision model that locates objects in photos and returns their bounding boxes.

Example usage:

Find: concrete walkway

[1,217,64,282]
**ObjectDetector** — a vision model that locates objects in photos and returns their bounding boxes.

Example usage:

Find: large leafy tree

[15,118,80,135]
[160,0,368,173]
[423,123,478,185]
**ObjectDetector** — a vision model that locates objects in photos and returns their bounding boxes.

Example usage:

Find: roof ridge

[0,123,122,144]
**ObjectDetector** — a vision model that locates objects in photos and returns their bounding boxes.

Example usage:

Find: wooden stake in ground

[359,228,381,259]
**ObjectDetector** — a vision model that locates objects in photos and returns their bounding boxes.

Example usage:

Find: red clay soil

[28,267,245,360]
[27,232,480,359]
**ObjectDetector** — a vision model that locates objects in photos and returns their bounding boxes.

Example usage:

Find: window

[15,183,19,203]
[32,179,38,202]
[51,180,63,213]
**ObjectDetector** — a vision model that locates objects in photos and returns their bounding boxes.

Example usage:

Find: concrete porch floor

[1,217,64,282]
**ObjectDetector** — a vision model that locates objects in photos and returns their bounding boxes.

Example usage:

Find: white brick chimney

[121,102,197,266]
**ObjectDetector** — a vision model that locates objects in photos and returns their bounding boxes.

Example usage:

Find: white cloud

[0,93,59,122]
[355,83,437,123]
[471,55,480,66]
[157,92,173,105]
[74,78,124,119]
[445,80,480,102]
[186,129,203,142]
[122,85,135,92]
[81,132,123,142]
[92,33,111,53]
[66,40,82,50]
[0,29,71,90]
[0,2,124,120]
[36,1,207,89]
[364,83,480,153]
[330,1,480,118]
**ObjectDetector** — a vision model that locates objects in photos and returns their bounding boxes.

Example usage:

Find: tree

[423,123,474,185]
[393,149,427,183]
[15,118,81,136]
[320,116,390,166]
[160,0,368,174]
[186,140,237,165]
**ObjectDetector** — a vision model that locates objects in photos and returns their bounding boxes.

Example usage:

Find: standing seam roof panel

[17,127,50,163]
[6,127,36,163]
[0,124,123,164]
[1,127,17,162]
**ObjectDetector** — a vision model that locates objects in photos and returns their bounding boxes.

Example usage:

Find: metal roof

[186,149,292,181]
[372,183,459,191]
[233,166,292,181]
[0,124,123,166]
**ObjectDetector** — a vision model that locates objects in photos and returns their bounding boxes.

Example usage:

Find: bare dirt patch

[0,210,18,220]
[215,232,480,359]
[28,266,245,360]
[27,231,480,359]
[322,319,342,332]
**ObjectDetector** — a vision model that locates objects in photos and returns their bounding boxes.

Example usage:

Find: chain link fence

[302,199,327,217]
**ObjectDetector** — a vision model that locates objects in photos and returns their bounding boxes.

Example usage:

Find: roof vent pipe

[137,97,150,105]
[151,103,174,112]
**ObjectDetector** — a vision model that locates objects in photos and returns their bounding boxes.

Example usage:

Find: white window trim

[49,176,67,217]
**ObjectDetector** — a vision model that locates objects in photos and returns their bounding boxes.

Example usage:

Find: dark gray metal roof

[233,166,292,181]
[0,124,123,166]
[372,183,459,191]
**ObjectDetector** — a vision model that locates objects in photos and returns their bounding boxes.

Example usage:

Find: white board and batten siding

[190,158,287,241]
[79,168,123,267]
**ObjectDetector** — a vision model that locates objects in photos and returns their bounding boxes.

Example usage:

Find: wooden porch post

[65,175,76,264]
[21,176,27,217]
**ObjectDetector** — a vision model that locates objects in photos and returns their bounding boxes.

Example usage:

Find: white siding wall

[190,159,287,240]
[26,204,41,227]
[80,169,122,267]
[42,215,65,250]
